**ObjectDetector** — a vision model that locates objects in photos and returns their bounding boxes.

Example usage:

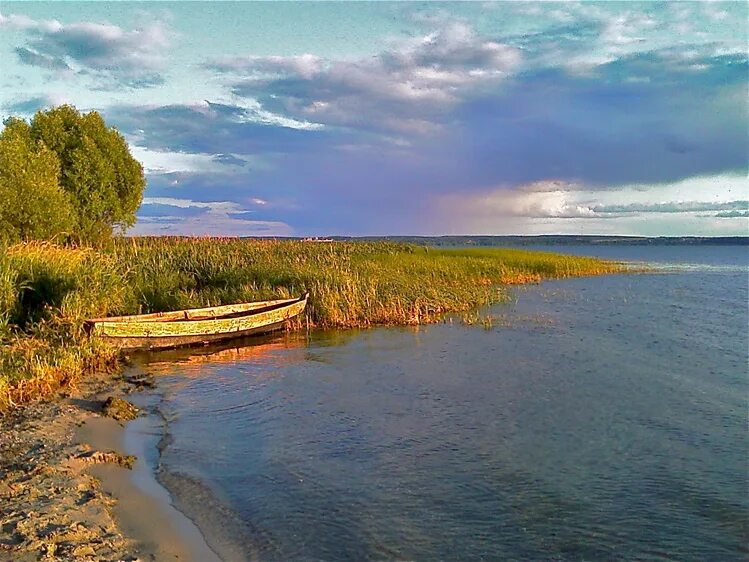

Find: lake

[133,245,748,561]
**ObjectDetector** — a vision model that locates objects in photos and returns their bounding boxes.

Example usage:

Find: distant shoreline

[122,234,749,246]
[345,235,749,246]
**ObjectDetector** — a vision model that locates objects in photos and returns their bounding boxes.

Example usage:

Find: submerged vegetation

[0,237,621,410]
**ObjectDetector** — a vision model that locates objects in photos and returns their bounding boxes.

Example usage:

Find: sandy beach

[0,365,218,562]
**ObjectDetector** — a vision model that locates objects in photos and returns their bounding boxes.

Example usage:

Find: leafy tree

[0,118,75,242]
[29,105,145,242]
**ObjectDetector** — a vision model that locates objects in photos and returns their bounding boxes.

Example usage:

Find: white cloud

[135,196,294,236]
[130,215,293,237]
[2,11,173,87]
[527,3,745,74]
[601,12,655,47]
[715,210,749,218]
[141,197,244,214]
[0,11,62,32]
[129,146,231,174]
[44,21,170,70]
[211,54,324,80]
[213,20,521,132]
[214,97,324,130]
[593,200,748,214]
[438,188,599,220]
[433,173,749,234]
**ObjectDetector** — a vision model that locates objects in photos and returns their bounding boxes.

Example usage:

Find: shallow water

[139,245,748,561]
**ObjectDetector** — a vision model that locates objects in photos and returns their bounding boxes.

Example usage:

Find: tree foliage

[0,118,75,242]
[0,105,145,243]
[30,105,145,242]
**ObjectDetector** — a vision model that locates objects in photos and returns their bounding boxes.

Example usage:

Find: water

[137,245,748,561]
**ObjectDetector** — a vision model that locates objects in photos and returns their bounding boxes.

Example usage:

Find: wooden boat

[85,293,308,351]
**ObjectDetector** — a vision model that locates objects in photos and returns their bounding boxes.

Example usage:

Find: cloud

[141,197,248,215]
[15,47,71,71]
[2,11,173,88]
[503,2,746,73]
[2,93,71,115]
[0,11,61,32]
[424,174,749,236]
[94,10,745,236]
[106,16,745,201]
[437,188,600,220]
[442,53,747,190]
[211,54,324,79]
[432,174,749,237]
[437,183,748,221]
[210,20,521,134]
[518,180,582,193]
[593,200,749,214]
[128,215,294,237]
[212,153,248,167]
[206,99,323,130]
[109,46,746,234]
[130,215,293,237]
[128,144,251,175]
[107,102,330,156]
[136,202,207,219]
[714,210,749,219]
[134,196,293,236]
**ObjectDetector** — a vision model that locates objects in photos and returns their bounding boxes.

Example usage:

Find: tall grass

[0,243,123,409]
[0,238,622,410]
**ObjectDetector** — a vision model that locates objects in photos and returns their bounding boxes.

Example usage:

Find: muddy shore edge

[0,365,218,562]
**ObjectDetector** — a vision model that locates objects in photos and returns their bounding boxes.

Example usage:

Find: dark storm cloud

[439,52,748,189]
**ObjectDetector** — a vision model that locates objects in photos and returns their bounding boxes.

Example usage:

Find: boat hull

[97,319,290,351]
[87,295,308,351]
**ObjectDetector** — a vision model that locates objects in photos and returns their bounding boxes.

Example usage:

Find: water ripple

[152,248,748,561]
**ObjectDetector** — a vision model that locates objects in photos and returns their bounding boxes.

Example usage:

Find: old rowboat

[85,293,308,351]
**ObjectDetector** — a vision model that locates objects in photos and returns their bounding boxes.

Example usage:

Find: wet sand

[0,367,219,562]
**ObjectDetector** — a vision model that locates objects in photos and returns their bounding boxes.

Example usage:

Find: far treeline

[0,105,145,243]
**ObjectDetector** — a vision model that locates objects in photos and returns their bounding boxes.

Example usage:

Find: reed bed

[0,238,621,410]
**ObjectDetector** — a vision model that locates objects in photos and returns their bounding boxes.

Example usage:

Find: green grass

[0,238,622,410]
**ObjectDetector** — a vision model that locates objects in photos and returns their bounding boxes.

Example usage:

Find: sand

[0,367,220,562]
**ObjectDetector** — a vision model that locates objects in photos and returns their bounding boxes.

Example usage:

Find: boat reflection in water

[138,331,312,376]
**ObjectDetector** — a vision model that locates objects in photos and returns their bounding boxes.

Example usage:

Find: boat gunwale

[86,294,307,325]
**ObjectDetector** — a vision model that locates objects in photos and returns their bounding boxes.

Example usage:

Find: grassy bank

[0,238,622,410]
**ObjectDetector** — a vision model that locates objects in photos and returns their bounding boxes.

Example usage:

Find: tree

[0,118,74,242]
[29,105,145,242]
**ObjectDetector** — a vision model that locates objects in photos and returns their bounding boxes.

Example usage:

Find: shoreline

[84,398,222,562]
[0,364,216,562]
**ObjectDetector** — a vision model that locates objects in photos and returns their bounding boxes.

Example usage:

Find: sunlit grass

[0,238,622,410]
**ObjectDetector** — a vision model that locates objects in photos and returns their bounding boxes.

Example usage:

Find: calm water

[137,245,748,562]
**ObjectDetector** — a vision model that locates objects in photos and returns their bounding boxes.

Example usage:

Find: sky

[0,1,747,237]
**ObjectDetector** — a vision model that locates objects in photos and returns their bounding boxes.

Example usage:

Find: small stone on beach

[73,450,136,470]
[101,397,139,421]
[124,375,155,389]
